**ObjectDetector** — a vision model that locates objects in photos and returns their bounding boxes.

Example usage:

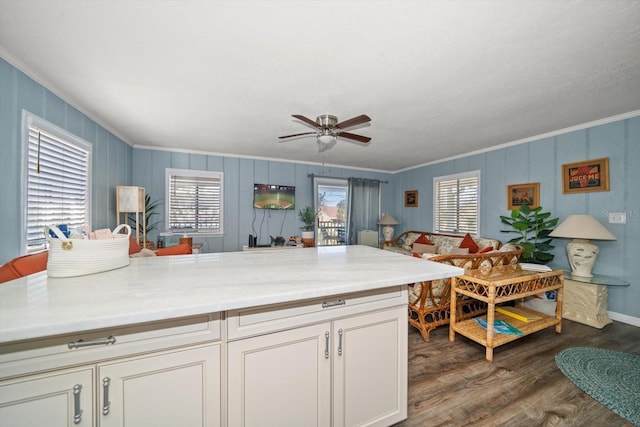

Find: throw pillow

[155,243,193,256]
[401,232,422,251]
[129,235,142,255]
[412,243,439,254]
[413,234,433,246]
[459,233,479,253]
[478,246,494,254]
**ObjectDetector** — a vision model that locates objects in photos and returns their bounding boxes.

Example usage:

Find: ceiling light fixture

[317,134,335,145]
[317,129,337,153]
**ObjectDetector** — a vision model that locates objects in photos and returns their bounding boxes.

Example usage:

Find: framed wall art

[507,182,540,210]
[562,157,610,194]
[404,190,418,207]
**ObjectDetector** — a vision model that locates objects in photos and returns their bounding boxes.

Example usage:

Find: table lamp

[378,213,399,242]
[549,214,616,277]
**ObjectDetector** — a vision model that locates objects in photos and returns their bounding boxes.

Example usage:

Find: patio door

[313,177,348,247]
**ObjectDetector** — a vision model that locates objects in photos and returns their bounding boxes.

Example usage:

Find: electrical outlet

[608,212,626,224]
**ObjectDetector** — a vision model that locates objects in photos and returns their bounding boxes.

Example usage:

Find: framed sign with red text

[562,157,609,194]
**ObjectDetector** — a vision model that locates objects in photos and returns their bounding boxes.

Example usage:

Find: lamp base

[382,225,395,242]
[566,239,599,278]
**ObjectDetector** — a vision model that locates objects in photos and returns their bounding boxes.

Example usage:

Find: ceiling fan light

[317,134,335,144]
[318,139,337,153]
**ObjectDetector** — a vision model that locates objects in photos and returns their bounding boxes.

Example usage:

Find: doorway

[313,177,348,246]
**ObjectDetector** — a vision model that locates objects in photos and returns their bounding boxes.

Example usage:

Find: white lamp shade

[117,186,145,212]
[378,213,399,226]
[549,215,616,240]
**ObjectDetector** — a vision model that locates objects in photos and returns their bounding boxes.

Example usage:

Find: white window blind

[24,114,92,252]
[166,169,223,234]
[434,171,480,234]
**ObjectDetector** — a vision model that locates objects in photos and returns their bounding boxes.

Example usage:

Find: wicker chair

[408,246,524,341]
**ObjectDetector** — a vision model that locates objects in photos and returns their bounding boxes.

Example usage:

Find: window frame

[21,111,93,254]
[165,168,224,236]
[432,170,480,236]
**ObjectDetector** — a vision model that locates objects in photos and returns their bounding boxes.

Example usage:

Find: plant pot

[301,231,315,247]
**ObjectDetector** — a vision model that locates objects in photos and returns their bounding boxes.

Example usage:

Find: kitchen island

[0,245,463,427]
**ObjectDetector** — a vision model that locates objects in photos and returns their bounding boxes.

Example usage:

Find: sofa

[382,231,523,341]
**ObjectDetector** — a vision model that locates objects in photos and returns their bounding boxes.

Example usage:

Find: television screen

[253,184,295,210]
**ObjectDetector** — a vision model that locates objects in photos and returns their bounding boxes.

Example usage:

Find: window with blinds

[165,168,223,234]
[23,113,92,252]
[433,171,480,235]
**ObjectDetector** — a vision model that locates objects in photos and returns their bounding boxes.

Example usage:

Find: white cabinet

[227,322,332,427]
[98,344,220,427]
[0,344,220,427]
[0,367,95,427]
[227,305,407,427]
[333,308,407,427]
[1,315,221,427]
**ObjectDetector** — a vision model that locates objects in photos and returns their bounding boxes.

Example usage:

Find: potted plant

[128,194,162,248]
[499,204,559,264]
[298,206,317,245]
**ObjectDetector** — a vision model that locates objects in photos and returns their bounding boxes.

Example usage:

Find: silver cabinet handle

[68,335,116,349]
[338,328,344,356]
[102,377,111,415]
[73,384,82,424]
[324,332,330,359]
[322,299,346,309]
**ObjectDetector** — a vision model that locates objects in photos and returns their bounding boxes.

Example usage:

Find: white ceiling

[1,0,639,172]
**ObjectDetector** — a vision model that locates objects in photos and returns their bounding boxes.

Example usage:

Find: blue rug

[555,347,640,426]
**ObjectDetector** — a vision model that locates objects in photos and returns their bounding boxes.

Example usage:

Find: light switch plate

[608,212,626,224]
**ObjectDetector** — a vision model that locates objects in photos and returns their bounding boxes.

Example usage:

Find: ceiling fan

[278,114,371,153]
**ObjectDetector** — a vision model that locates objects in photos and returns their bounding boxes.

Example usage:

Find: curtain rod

[307,173,388,184]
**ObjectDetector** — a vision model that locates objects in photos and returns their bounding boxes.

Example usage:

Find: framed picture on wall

[562,157,610,193]
[404,190,418,207]
[507,182,540,210]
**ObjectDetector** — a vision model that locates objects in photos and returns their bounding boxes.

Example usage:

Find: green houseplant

[298,206,317,232]
[499,204,559,264]
[128,194,162,246]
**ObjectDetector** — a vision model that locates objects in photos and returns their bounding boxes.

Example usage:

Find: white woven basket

[46,224,131,278]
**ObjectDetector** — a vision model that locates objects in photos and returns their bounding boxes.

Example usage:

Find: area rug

[555,347,640,426]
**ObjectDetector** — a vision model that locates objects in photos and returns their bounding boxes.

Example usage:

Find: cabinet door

[98,343,220,427]
[333,306,407,427]
[227,323,331,427]
[0,367,94,427]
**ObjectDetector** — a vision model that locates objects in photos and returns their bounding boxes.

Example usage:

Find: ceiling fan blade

[336,131,371,144]
[292,114,320,128]
[335,114,371,129]
[278,132,317,140]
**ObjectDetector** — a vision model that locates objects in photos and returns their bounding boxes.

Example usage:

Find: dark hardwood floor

[395,319,640,427]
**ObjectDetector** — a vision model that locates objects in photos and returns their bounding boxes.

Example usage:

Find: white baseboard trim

[609,311,640,327]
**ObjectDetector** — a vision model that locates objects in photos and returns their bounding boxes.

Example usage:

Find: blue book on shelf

[474,317,523,335]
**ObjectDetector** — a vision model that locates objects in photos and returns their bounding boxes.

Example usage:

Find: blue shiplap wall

[132,149,395,252]
[395,116,640,320]
[0,58,133,262]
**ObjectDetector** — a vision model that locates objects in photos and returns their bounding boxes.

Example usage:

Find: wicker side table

[449,265,564,362]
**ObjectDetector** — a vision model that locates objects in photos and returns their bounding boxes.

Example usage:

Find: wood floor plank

[395,319,639,427]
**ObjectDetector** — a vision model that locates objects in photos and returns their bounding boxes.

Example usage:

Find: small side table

[450,265,564,362]
[561,272,630,329]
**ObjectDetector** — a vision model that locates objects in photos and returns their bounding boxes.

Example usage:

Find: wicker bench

[382,231,523,341]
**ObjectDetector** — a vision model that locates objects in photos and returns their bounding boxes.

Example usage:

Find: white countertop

[0,245,463,343]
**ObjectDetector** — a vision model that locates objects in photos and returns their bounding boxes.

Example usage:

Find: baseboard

[608,311,640,327]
